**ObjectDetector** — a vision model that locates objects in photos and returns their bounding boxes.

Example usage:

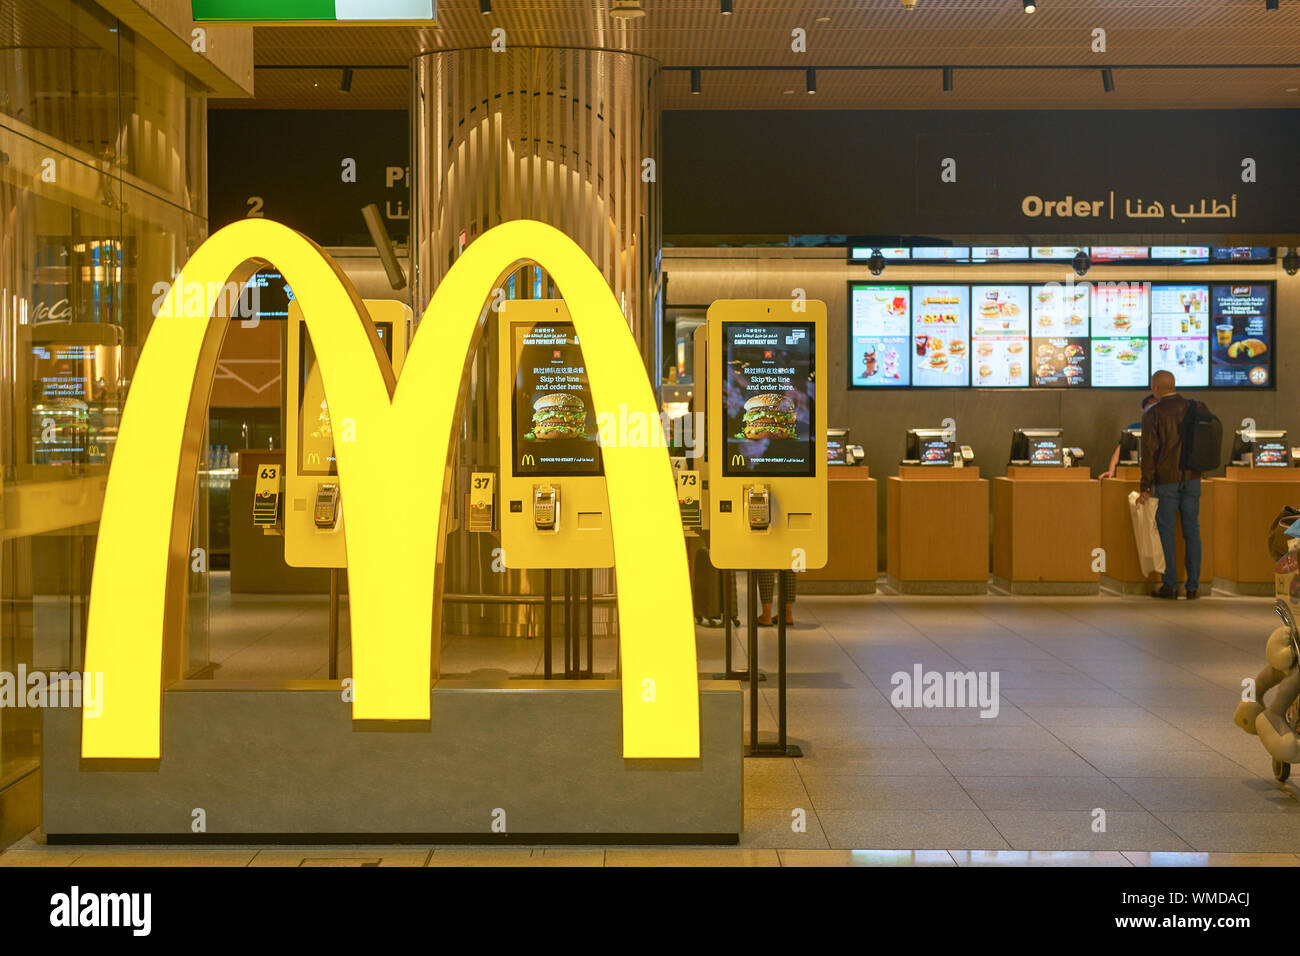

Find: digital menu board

[971,247,1030,262]
[1031,246,1088,260]
[511,323,602,476]
[1090,283,1150,387]
[848,279,1273,391]
[722,322,816,477]
[970,285,1030,387]
[1091,247,1150,262]
[911,285,970,386]
[911,247,970,261]
[1151,284,1209,387]
[849,284,910,386]
[1031,283,1089,338]
[1210,284,1272,387]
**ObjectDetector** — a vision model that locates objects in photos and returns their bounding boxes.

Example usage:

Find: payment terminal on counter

[284,298,411,568]
[1009,427,1086,468]
[902,427,975,468]
[496,300,614,569]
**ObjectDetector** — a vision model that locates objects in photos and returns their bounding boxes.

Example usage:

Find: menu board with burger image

[1150,284,1209,387]
[849,284,910,386]
[911,285,970,387]
[1210,283,1272,387]
[970,285,1030,387]
[1089,282,1150,387]
[511,323,602,476]
[1030,284,1089,387]
[722,322,816,477]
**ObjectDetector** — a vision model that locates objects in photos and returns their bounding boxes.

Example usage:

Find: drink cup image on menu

[849,284,910,386]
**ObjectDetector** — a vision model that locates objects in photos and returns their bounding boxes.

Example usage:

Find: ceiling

[210,0,1300,110]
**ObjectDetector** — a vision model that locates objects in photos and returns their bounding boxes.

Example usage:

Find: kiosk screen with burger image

[722,321,816,477]
[511,322,602,477]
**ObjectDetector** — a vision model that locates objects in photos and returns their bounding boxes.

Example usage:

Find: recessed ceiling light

[610,0,646,18]
[816,15,830,21]
[783,89,795,94]
[1287,87,1299,93]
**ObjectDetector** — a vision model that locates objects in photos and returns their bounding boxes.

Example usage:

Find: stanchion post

[543,568,552,680]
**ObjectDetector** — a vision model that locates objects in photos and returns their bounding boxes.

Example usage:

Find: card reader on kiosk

[706,299,828,571]
[284,298,411,568]
[496,300,614,569]
[533,483,559,530]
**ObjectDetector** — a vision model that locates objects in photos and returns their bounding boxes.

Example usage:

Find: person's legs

[779,570,796,625]
[1179,479,1202,593]
[1153,483,1179,591]
[756,571,775,625]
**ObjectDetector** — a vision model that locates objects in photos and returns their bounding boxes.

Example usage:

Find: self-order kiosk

[285,298,411,568]
[707,300,828,571]
[496,300,614,570]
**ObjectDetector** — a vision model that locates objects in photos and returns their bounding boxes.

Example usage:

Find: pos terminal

[706,299,828,759]
[496,300,614,569]
[285,298,411,568]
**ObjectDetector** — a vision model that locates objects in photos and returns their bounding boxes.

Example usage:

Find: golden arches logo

[521,454,536,467]
[82,218,700,760]
[731,454,745,467]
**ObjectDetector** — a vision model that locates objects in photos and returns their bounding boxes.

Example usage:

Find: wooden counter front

[886,468,988,594]
[801,466,878,593]
[1212,467,1300,594]
[1100,469,1216,595]
[992,470,1100,594]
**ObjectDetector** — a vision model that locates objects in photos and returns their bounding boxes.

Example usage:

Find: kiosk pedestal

[886,466,988,594]
[1212,468,1300,594]
[801,467,877,593]
[992,466,1100,594]
[1100,464,1216,594]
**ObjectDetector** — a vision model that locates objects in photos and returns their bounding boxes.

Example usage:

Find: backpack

[1179,399,1222,475]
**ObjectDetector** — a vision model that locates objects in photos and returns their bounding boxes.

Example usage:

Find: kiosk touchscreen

[1232,429,1290,467]
[904,428,956,466]
[496,300,614,569]
[1010,427,1066,466]
[707,300,828,570]
[285,298,411,568]
[1119,428,1142,465]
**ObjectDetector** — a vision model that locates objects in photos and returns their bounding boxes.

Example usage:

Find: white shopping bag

[1128,490,1166,577]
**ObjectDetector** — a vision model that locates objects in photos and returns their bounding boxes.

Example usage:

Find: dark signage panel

[664,109,1300,237]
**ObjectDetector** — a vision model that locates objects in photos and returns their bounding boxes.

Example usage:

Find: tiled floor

[7,576,1299,866]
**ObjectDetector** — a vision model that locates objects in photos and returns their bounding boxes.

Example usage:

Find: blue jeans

[1154,479,1201,591]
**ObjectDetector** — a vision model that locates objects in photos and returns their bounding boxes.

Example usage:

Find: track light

[942,67,953,92]
[478,0,491,12]
[1072,251,1091,277]
[690,68,702,95]
[1022,0,1036,12]
[1266,0,1279,10]
[1284,248,1299,276]
[806,68,817,94]
[340,67,353,92]
[1101,67,1115,92]
[868,249,886,276]
[721,0,733,13]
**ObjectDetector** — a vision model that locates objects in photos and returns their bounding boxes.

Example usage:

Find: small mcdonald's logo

[521,454,536,466]
[730,454,746,467]
[307,452,321,465]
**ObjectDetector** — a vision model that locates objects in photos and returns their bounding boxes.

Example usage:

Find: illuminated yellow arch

[82,218,699,760]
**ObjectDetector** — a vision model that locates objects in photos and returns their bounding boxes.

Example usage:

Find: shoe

[1185,590,1200,600]
[1150,586,1177,599]
[756,615,775,627]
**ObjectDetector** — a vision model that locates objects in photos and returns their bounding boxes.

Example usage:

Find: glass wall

[0,0,208,806]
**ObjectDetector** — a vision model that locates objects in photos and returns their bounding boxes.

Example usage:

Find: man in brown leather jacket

[1137,369,1203,599]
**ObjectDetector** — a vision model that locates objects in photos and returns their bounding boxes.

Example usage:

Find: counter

[886,466,988,594]
[1212,467,1300,595]
[801,466,878,593]
[1100,463,1217,594]
[992,466,1100,594]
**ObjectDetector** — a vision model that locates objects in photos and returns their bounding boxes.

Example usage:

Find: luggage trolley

[1272,599,1300,783]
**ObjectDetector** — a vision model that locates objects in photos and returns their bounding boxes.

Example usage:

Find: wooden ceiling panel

[209,0,1300,109]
